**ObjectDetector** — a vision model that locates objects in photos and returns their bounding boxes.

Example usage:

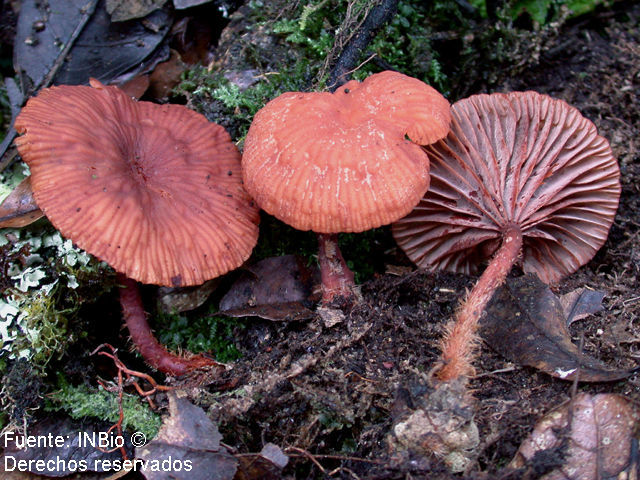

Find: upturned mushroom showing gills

[393,91,620,381]
[242,71,451,304]
[14,79,260,376]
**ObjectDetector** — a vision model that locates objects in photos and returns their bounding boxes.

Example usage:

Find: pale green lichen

[0,227,106,369]
[0,161,29,203]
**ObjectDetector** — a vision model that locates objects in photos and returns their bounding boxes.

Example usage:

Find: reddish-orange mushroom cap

[15,80,260,287]
[393,91,621,284]
[242,71,451,234]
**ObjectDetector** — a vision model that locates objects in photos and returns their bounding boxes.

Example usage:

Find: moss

[46,376,162,438]
[12,289,72,367]
[176,61,313,140]
[270,1,335,60]
[510,0,612,24]
[356,2,450,93]
[339,227,394,284]
[156,308,244,363]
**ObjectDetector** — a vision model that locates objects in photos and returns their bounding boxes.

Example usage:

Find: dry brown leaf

[157,278,220,314]
[510,393,640,479]
[0,176,43,228]
[559,288,606,326]
[137,393,237,480]
[106,0,167,22]
[482,274,635,382]
[219,255,319,321]
[234,443,288,480]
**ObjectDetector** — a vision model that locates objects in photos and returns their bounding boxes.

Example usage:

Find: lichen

[0,161,29,203]
[0,225,112,370]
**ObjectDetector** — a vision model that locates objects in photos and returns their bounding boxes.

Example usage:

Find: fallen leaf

[510,393,640,479]
[14,0,93,92]
[157,278,220,314]
[169,14,221,65]
[0,177,43,228]
[219,255,320,321]
[0,77,24,159]
[137,393,237,480]
[0,416,134,477]
[118,74,150,99]
[481,274,635,382]
[235,443,288,480]
[55,7,171,87]
[559,288,606,326]
[173,0,213,9]
[223,70,261,91]
[317,306,345,328]
[148,50,186,100]
[106,0,168,22]
[14,0,172,91]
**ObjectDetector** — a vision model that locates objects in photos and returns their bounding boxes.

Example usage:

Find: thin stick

[286,446,327,474]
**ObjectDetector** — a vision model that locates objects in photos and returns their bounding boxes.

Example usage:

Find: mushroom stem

[317,233,356,304]
[117,273,220,376]
[437,223,523,381]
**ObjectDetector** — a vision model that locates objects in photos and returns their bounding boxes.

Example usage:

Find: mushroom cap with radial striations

[392,91,621,284]
[242,71,451,234]
[14,79,260,287]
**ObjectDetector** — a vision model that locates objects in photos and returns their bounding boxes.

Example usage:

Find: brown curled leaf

[510,393,640,480]
[481,274,636,382]
[560,287,606,326]
[219,255,320,322]
[0,176,44,228]
[137,393,237,480]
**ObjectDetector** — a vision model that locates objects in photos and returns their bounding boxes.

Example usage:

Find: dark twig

[326,0,400,91]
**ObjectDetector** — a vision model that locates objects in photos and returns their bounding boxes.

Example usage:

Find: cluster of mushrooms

[13,71,620,384]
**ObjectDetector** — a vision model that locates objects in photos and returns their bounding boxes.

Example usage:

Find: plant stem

[437,223,523,381]
[317,233,356,304]
[117,273,220,376]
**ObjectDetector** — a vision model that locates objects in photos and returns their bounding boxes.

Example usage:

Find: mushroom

[14,79,260,375]
[242,70,451,304]
[393,91,620,380]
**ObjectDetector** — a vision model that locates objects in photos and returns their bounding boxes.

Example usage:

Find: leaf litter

[510,393,640,480]
[481,274,636,382]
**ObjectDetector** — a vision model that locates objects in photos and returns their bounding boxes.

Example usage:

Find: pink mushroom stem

[117,273,220,376]
[317,233,356,304]
[437,223,523,381]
